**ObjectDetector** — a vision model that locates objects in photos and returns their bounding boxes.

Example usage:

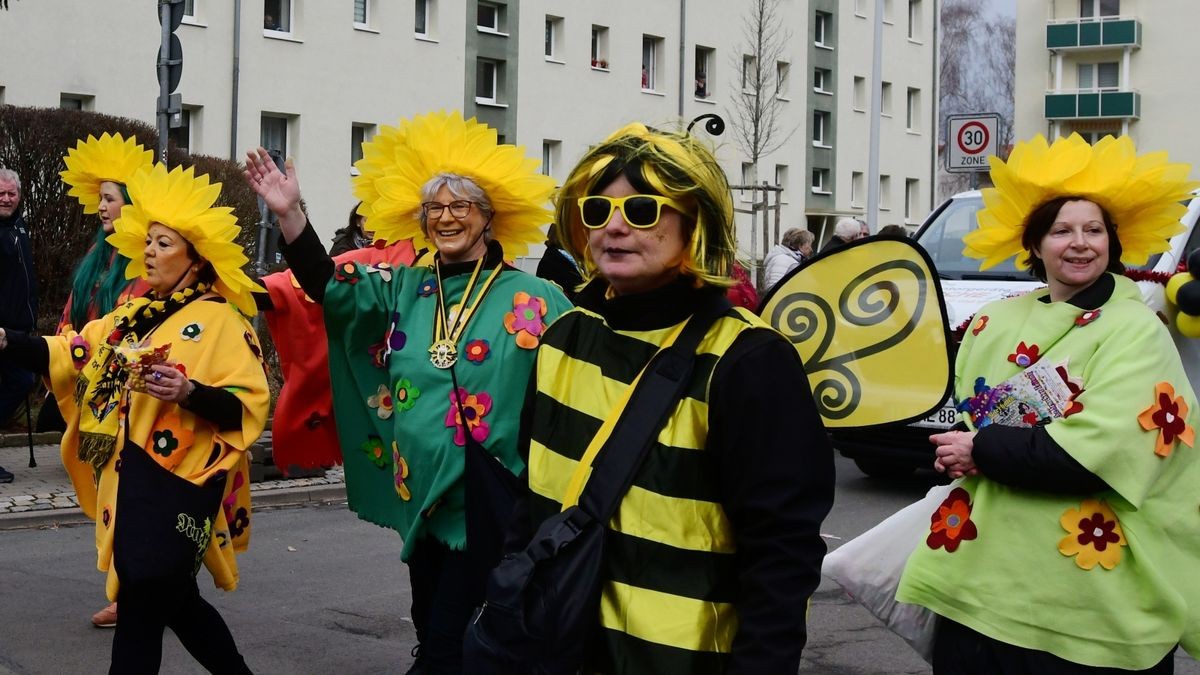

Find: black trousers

[109,576,251,675]
[407,540,477,675]
[933,618,1176,675]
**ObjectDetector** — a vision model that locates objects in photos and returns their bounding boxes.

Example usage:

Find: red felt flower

[971,315,989,336]
[926,487,978,552]
[1007,341,1040,368]
[1138,382,1195,457]
[465,339,490,363]
[1075,309,1102,327]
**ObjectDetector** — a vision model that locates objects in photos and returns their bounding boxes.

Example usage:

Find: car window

[916,197,1031,279]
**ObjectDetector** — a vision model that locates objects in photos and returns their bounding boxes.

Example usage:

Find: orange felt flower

[1137,382,1195,457]
[926,487,978,552]
[1059,499,1126,570]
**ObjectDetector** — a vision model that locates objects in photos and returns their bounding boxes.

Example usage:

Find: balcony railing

[1044,88,1140,120]
[1046,16,1141,50]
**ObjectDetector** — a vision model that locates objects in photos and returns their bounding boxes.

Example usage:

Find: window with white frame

[741,55,756,92]
[415,0,432,36]
[260,114,290,158]
[854,0,867,16]
[541,140,561,177]
[351,123,375,167]
[776,61,791,98]
[1080,0,1119,18]
[695,46,714,98]
[815,11,832,47]
[591,25,609,68]
[813,110,831,146]
[853,76,866,110]
[1072,127,1121,144]
[545,16,563,59]
[169,108,195,155]
[60,93,93,110]
[354,0,369,26]
[642,36,662,90]
[814,67,832,94]
[183,0,196,18]
[264,0,291,32]
[883,0,894,22]
[812,168,831,194]
[881,81,893,115]
[477,2,504,33]
[475,58,504,104]
[905,178,920,222]
[908,0,922,39]
[740,162,754,201]
[906,87,920,130]
[880,174,892,210]
[851,171,864,206]
[775,164,788,201]
[1077,62,1119,90]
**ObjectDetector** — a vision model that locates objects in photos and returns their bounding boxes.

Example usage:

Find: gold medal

[429,339,458,369]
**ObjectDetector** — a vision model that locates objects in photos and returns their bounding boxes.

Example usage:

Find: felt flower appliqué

[504,292,548,349]
[145,413,194,472]
[334,261,360,284]
[368,313,408,369]
[221,472,248,537]
[1007,341,1040,368]
[70,335,90,369]
[360,435,388,468]
[365,262,393,282]
[444,387,493,446]
[926,487,978,552]
[180,322,203,341]
[465,339,490,363]
[971,315,989,336]
[393,378,420,412]
[1059,499,1126,570]
[1137,381,1195,457]
[392,441,412,501]
[102,505,112,529]
[1075,309,1102,327]
[367,384,394,420]
[417,277,438,297]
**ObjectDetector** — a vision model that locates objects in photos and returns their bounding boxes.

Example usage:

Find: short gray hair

[834,217,861,239]
[781,228,813,249]
[0,168,20,193]
[418,173,495,239]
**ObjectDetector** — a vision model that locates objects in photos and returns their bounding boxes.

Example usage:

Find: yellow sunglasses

[577,194,687,229]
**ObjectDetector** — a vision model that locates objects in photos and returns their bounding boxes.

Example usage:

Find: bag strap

[563,292,731,523]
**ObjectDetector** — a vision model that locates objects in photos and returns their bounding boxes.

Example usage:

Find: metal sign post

[156,0,185,162]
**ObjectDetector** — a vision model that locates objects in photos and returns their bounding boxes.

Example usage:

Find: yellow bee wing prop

[759,238,953,428]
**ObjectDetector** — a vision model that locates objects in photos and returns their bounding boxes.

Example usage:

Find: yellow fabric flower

[1058,498,1126,570]
[107,164,265,316]
[351,110,554,258]
[60,133,155,213]
[965,134,1198,270]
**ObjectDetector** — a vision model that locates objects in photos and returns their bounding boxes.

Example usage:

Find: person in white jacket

[764,228,813,290]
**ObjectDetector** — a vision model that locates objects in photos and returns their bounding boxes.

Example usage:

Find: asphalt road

[0,455,1196,674]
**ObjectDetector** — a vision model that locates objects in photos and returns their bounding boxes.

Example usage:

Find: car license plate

[911,400,958,429]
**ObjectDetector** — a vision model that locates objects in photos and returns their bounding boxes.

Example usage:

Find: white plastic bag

[821,483,952,663]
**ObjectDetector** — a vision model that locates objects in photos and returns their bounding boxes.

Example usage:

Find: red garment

[263,241,416,471]
[726,264,759,311]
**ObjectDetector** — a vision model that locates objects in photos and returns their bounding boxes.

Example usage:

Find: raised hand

[244,147,307,243]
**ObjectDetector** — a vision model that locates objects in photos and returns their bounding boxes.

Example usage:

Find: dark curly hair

[1020,196,1124,282]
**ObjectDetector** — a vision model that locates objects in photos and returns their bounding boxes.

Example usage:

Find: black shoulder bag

[462,295,730,675]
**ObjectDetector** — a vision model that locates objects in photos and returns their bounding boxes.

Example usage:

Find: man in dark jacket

[0,169,36,482]
[820,217,866,253]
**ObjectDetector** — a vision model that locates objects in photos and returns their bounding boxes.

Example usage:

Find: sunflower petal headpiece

[60,133,155,213]
[352,111,555,258]
[965,133,1199,270]
[108,164,265,316]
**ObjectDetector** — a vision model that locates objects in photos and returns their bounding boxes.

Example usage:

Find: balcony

[1046,17,1141,51]
[1044,89,1140,120]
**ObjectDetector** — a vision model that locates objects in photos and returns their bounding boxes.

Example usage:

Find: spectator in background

[329,201,375,256]
[695,74,708,98]
[820,217,863,253]
[0,168,36,483]
[877,224,909,239]
[764,228,814,290]
[535,225,583,301]
[858,219,871,239]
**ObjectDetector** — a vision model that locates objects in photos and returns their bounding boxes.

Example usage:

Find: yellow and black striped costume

[520,279,834,674]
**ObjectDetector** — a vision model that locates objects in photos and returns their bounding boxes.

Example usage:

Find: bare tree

[727,0,795,183]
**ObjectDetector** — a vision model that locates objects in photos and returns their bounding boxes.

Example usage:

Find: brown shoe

[91,602,117,628]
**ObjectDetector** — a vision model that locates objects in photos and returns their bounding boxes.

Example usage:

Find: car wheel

[853,458,916,478]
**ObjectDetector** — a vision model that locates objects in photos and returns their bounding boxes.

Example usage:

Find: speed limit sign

[946,114,1000,173]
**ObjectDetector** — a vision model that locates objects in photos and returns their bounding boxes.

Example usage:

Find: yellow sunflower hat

[60,133,155,213]
[965,133,1199,270]
[351,110,555,258]
[107,163,265,316]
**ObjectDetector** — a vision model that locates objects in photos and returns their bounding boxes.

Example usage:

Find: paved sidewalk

[0,438,346,530]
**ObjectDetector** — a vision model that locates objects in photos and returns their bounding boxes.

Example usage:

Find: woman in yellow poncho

[0,162,268,673]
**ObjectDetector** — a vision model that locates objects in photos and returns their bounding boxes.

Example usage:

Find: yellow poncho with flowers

[48,294,269,600]
[898,274,1200,668]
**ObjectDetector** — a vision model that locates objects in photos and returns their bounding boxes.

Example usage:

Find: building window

[853,76,866,110]
[354,0,369,26]
[1078,62,1119,90]
[1072,127,1121,144]
[591,25,609,68]
[261,114,289,158]
[851,171,864,206]
[854,0,867,16]
[881,81,893,115]
[642,35,662,91]
[811,168,831,194]
[813,110,831,146]
[183,0,196,18]
[541,140,561,177]
[351,123,375,167]
[695,45,714,98]
[168,109,193,155]
[740,162,754,201]
[906,88,920,130]
[477,2,504,33]
[907,0,921,39]
[1080,0,1119,18]
[475,58,505,104]
[776,61,791,98]
[883,0,894,22]
[741,55,756,92]
[814,11,832,47]
[264,0,291,32]
[60,94,93,110]
[905,178,920,222]
[545,15,563,59]
[814,67,832,94]
[880,174,892,210]
[415,0,431,35]
[775,164,788,201]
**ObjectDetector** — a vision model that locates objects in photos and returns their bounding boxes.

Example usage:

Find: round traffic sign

[957,121,990,155]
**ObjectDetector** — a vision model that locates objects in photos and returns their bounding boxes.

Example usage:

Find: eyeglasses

[421,200,476,220]
[577,194,687,229]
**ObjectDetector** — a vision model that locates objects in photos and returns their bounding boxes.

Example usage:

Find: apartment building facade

[0,0,936,262]
[1014,0,1200,179]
